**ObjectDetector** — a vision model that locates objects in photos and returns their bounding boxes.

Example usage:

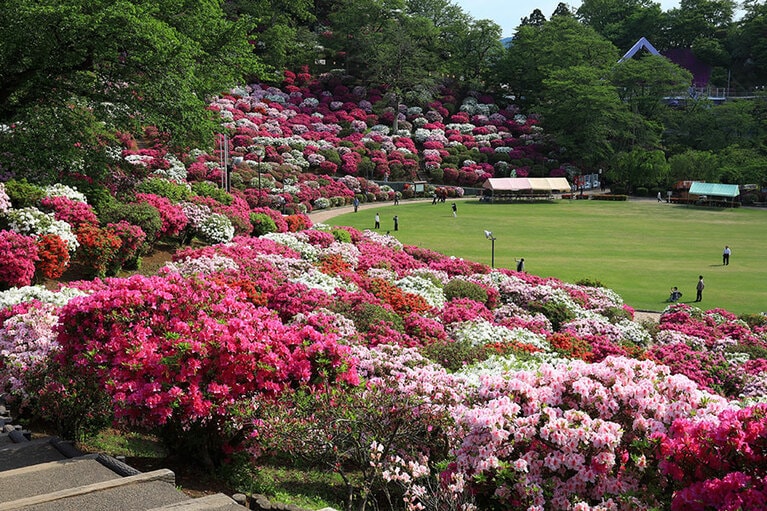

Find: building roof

[483,177,570,192]
[689,182,740,198]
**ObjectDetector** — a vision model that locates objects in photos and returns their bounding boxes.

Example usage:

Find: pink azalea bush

[0,230,39,288]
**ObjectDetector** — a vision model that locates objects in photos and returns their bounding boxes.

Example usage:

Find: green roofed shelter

[688,181,740,208]
[688,182,740,197]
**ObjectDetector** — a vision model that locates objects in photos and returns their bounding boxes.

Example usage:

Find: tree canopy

[0,0,262,182]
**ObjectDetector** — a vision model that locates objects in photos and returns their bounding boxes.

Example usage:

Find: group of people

[667,245,731,303]
[668,275,706,303]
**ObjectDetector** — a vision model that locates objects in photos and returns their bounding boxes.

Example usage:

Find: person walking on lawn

[695,275,705,302]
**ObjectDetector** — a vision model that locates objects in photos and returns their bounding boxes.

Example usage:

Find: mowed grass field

[325,198,767,315]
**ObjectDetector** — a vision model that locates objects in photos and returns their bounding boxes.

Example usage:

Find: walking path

[308,195,663,323]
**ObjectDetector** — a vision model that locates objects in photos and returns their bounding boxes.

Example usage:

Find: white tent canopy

[483,177,571,193]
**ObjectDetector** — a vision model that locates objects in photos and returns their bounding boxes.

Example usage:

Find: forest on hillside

[1,0,766,192]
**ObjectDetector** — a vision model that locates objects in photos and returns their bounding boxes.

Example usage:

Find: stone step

[0,437,68,472]
[0,455,122,503]
[147,493,245,510]
[0,468,186,511]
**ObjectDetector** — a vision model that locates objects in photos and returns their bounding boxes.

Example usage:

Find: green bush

[191,181,233,205]
[739,313,767,329]
[251,212,277,237]
[137,177,191,202]
[590,194,628,201]
[4,179,45,208]
[99,200,163,251]
[635,187,649,196]
[422,339,488,372]
[332,228,352,243]
[527,300,575,331]
[575,278,605,288]
[444,279,488,303]
[347,303,404,333]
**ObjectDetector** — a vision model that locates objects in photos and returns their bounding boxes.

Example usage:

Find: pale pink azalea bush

[448,357,734,510]
[0,301,59,402]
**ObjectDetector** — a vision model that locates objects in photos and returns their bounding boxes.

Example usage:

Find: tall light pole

[252,146,264,205]
[484,230,496,268]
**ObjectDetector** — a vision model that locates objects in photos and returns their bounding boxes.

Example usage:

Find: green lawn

[324,199,767,315]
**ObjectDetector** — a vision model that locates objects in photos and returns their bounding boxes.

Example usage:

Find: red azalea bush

[35,234,70,279]
[135,193,188,239]
[106,221,146,271]
[0,230,39,288]
[55,273,358,464]
[657,404,767,510]
[39,196,99,229]
[74,224,123,277]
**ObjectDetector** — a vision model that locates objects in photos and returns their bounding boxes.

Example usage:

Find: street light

[254,147,265,205]
[484,230,496,268]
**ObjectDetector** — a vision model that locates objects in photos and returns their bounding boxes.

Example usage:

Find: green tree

[577,0,667,53]
[609,148,670,192]
[539,66,635,167]
[668,149,721,184]
[496,16,619,108]
[0,0,262,183]
[664,0,736,48]
[441,18,505,90]
[223,0,319,73]
[609,53,693,119]
[519,8,547,27]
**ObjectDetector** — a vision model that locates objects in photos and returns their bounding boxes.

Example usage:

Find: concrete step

[0,437,68,472]
[148,493,246,510]
[0,468,186,511]
[0,454,122,503]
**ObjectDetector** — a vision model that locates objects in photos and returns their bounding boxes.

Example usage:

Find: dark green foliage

[99,200,162,251]
[421,339,488,372]
[348,303,404,333]
[444,279,488,303]
[527,300,575,331]
[191,181,234,205]
[4,179,45,208]
[137,178,192,203]
[250,212,277,237]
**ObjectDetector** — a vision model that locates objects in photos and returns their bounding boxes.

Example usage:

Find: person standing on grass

[657,191,663,202]
[695,275,705,302]
[374,213,380,229]
[452,202,457,217]
[393,215,399,231]
[516,258,525,272]
[353,197,359,212]
[723,245,731,265]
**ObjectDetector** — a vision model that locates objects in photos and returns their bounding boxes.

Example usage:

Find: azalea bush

[54,273,359,466]
[0,230,39,288]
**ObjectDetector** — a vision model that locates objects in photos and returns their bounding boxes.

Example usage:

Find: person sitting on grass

[668,287,682,302]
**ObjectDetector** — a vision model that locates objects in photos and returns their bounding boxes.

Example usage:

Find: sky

[452,0,682,39]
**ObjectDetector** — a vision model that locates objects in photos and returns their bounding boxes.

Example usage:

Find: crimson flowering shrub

[74,224,122,277]
[106,220,146,271]
[35,234,70,279]
[55,273,358,464]
[657,404,767,510]
[39,195,99,229]
[135,192,188,239]
[0,230,39,288]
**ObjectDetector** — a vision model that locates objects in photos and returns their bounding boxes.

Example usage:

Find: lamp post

[484,230,496,268]
[254,147,264,205]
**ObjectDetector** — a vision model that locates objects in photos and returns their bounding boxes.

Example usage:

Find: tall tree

[577,0,666,53]
[538,66,638,167]
[519,8,547,27]
[609,53,693,119]
[441,19,505,90]
[224,0,319,72]
[496,16,619,108]
[0,0,262,182]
